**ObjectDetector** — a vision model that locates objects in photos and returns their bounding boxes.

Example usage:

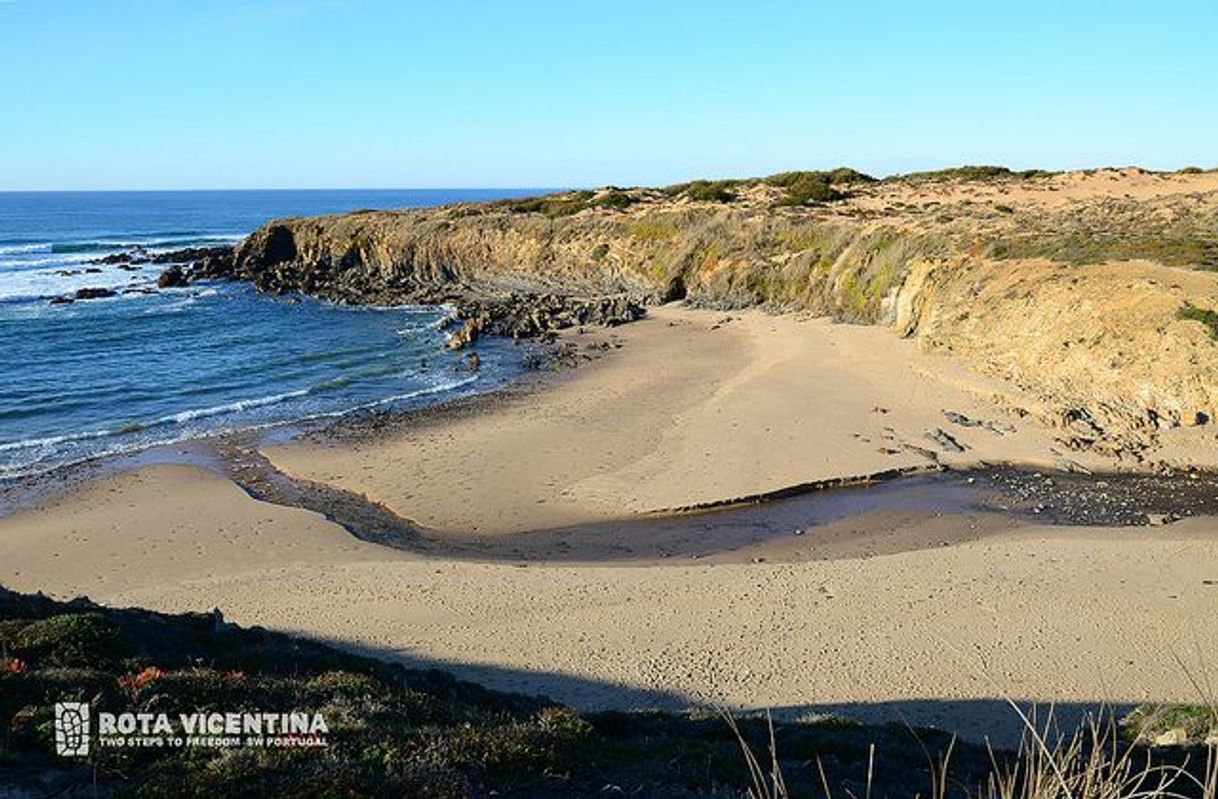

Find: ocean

[0,189,542,480]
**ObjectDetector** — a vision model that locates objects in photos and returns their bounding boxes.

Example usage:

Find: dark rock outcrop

[157,264,189,288]
[90,246,148,265]
[51,287,118,305]
[445,318,481,350]
[150,245,234,265]
[232,219,648,340]
[152,247,236,289]
[454,293,645,340]
[72,287,118,300]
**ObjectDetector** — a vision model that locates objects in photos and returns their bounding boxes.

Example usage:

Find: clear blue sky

[2,0,1215,190]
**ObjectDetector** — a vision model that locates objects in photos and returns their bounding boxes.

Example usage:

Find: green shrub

[823,166,877,184]
[660,169,873,206]
[13,613,126,668]
[663,179,739,202]
[506,191,595,218]
[506,188,640,217]
[773,175,843,206]
[763,169,874,206]
[590,190,637,210]
[897,165,1055,183]
[764,168,874,188]
[1178,303,1218,338]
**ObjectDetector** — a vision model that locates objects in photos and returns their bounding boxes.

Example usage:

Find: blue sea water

[0,189,543,479]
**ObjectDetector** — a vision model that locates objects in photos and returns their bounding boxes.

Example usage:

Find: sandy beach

[3,304,1217,743]
[266,306,1110,535]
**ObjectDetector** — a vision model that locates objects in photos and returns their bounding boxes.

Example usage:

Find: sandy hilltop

[4,166,1218,743]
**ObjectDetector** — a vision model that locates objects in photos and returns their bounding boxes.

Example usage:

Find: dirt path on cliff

[263,304,1112,535]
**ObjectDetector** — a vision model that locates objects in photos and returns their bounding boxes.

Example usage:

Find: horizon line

[1,163,1214,194]
[0,186,570,194]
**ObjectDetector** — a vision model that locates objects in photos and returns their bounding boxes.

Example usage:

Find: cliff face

[233,205,941,322]
[234,168,1218,461]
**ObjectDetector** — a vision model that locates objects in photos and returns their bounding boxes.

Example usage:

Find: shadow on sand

[315,634,1141,750]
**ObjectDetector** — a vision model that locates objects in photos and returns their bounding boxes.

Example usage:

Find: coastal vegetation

[2,587,1214,797]
[892,165,1056,183]
[1179,303,1218,339]
[664,178,742,202]
[764,168,875,206]
[660,168,877,206]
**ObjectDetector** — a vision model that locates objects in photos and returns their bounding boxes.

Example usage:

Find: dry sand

[0,465,387,596]
[3,305,1217,742]
[849,166,1218,214]
[2,465,1216,743]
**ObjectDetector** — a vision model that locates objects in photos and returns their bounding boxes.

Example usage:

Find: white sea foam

[0,425,118,453]
[0,389,312,456]
[153,389,313,426]
[0,375,485,480]
[0,243,52,255]
[0,255,93,269]
[0,265,158,302]
[360,375,479,410]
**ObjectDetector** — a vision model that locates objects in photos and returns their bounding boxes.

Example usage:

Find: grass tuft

[664,179,741,202]
[1179,303,1218,338]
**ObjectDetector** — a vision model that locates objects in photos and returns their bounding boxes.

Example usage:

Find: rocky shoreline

[54,241,648,343]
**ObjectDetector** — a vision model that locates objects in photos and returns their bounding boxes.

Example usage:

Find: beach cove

[4,300,1218,744]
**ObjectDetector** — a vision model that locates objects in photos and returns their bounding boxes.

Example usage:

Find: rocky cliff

[233,167,1218,461]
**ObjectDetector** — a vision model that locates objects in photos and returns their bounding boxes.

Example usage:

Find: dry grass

[728,706,1218,799]
[730,651,1218,798]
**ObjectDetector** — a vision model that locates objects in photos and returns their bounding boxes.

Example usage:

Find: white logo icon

[54,702,90,757]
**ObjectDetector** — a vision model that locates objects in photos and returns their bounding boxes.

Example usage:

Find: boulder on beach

[446,318,482,350]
